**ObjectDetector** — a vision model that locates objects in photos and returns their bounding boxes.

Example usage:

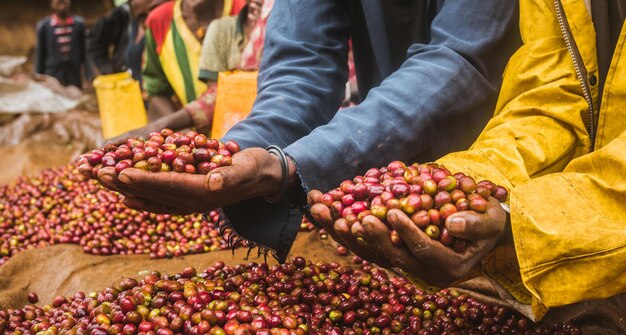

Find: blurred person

[142,0,245,121]
[108,0,268,142]
[35,0,89,88]
[87,0,167,81]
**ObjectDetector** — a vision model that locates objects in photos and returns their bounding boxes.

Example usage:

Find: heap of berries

[77,129,241,179]
[311,161,508,252]
[1,258,580,335]
[0,165,232,266]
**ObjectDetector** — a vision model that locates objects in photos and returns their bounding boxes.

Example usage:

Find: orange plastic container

[211,70,258,139]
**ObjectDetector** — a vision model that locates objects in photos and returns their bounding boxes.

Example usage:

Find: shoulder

[36,17,51,30]
[73,15,86,25]
[146,1,176,28]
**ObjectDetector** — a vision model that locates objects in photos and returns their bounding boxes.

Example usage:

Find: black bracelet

[265,145,290,204]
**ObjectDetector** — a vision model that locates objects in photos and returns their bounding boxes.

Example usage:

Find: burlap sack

[0,231,343,309]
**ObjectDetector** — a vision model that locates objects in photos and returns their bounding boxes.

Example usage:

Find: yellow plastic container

[211,70,258,139]
[93,72,148,139]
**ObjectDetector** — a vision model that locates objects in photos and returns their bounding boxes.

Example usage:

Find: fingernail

[388,212,397,221]
[118,173,131,184]
[100,175,113,184]
[208,173,223,191]
[448,217,466,234]
[356,237,368,246]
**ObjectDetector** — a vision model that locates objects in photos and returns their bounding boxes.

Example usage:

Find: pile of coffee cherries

[0,165,231,266]
[77,129,240,179]
[311,161,508,252]
[0,258,580,334]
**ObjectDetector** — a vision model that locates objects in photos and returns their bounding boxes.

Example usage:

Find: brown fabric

[454,277,626,335]
[591,0,626,100]
[0,109,101,185]
[0,231,343,309]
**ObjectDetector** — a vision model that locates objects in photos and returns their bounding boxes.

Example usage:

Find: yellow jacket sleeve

[511,129,626,308]
[438,0,593,190]
[435,0,614,318]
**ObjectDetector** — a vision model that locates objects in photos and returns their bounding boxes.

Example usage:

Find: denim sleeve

[285,0,519,192]
[222,0,351,149]
[221,0,519,259]
[220,0,350,260]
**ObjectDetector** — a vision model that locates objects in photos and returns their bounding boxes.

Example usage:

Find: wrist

[264,146,291,204]
[496,209,513,247]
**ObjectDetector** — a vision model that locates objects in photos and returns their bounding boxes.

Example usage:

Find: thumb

[309,203,333,228]
[445,211,501,240]
[206,150,258,192]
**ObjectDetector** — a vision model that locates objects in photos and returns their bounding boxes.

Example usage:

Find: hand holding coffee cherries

[308,161,509,287]
[80,129,295,215]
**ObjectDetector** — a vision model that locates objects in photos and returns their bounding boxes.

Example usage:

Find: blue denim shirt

[222,0,519,260]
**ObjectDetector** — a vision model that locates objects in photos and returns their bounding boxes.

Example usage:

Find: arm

[430,0,597,317]
[222,0,519,256]
[510,131,626,309]
[87,9,125,75]
[34,21,46,75]
[284,0,519,193]
[222,0,351,149]
[76,19,93,84]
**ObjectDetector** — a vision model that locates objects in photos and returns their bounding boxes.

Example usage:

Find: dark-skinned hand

[97,147,296,215]
[309,192,508,287]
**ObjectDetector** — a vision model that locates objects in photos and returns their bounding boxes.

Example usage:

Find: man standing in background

[35,0,89,88]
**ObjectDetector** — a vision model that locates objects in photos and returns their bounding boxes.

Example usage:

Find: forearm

[284,0,519,193]
[223,0,351,149]
[510,131,626,308]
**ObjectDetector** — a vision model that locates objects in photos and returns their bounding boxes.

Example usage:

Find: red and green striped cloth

[142,0,244,104]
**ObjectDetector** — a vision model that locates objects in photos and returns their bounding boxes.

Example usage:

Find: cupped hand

[308,192,508,287]
[97,147,287,215]
[307,193,394,268]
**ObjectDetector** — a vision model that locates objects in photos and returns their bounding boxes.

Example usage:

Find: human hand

[97,147,295,214]
[310,193,507,287]
[308,190,395,268]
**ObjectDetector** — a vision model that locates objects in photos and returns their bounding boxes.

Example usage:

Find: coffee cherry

[310,161,508,252]
[79,130,238,179]
[0,258,571,335]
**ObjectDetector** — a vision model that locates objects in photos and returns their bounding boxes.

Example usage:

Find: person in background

[142,0,245,121]
[87,0,167,81]
[107,0,267,142]
[35,0,89,88]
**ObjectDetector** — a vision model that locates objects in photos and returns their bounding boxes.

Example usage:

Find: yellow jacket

[437,0,626,319]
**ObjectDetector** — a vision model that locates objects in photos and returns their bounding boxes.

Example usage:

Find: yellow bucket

[93,72,147,139]
[211,70,258,139]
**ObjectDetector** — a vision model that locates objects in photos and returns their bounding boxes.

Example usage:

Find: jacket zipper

[554,0,595,149]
